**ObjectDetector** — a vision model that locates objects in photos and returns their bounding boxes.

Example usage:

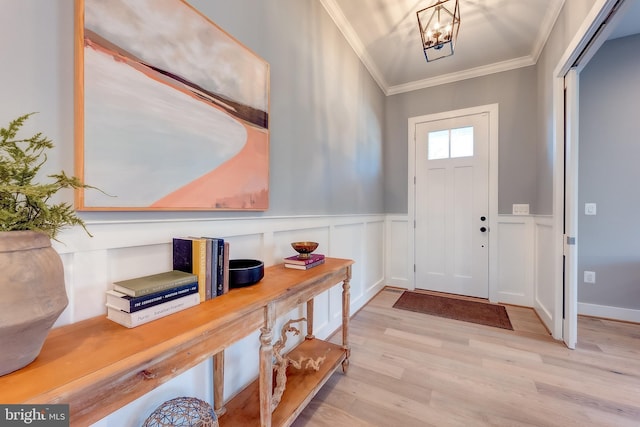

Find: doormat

[392,291,513,330]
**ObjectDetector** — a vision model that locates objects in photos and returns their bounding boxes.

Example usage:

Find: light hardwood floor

[291,288,640,427]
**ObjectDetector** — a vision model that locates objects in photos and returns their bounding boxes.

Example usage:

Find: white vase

[0,230,68,376]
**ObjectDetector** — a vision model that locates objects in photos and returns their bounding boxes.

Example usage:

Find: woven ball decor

[142,397,218,427]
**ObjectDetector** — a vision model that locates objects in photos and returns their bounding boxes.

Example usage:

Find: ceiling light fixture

[417,0,460,62]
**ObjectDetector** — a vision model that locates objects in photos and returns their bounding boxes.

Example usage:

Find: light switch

[584,271,596,283]
[585,203,597,216]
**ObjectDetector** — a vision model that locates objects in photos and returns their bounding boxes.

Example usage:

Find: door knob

[480,226,487,232]
[480,216,486,221]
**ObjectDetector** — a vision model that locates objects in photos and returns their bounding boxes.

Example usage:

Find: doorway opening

[553,0,639,348]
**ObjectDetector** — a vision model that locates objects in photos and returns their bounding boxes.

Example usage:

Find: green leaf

[0,113,102,240]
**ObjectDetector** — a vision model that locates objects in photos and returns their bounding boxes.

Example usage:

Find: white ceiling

[320,0,640,96]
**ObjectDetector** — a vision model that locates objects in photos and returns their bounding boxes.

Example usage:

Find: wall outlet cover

[512,204,529,215]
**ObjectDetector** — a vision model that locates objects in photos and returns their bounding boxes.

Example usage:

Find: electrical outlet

[512,204,529,215]
[584,271,596,284]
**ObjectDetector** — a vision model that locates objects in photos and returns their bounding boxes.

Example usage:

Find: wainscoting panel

[495,216,534,306]
[52,213,576,426]
[225,233,267,262]
[387,215,538,306]
[52,214,384,427]
[364,220,385,296]
[385,215,410,288]
[533,217,556,331]
[332,222,365,308]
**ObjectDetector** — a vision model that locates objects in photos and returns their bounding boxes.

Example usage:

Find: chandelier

[417,0,461,62]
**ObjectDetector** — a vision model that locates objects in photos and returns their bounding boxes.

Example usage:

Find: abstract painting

[74,0,270,210]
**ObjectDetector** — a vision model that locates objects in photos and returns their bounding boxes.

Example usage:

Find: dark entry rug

[392,291,513,330]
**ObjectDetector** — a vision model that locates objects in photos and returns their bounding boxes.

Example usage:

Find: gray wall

[384,0,600,216]
[384,66,538,214]
[0,0,385,221]
[578,33,640,309]
[534,0,598,214]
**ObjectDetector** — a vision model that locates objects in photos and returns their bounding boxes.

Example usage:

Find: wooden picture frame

[74,0,270,211]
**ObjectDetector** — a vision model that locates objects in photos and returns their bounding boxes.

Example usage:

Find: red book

[284,253,325,266]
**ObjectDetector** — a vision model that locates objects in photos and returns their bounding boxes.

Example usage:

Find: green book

[113,270,198,297]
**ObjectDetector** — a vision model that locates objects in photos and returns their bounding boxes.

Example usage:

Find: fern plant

[0,113,93,240]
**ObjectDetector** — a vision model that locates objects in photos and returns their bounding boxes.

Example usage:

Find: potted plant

[0,113,95,376]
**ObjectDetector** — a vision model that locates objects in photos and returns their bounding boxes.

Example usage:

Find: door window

[427,126,474,160]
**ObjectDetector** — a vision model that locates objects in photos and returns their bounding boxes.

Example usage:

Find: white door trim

[551,0,630,343]
[563,69,579,349]
[408,104,499,300]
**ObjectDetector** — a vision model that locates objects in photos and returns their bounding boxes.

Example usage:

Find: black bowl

[228,259,264,288]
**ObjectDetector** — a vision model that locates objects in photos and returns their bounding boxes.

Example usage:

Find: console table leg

[341,266,352,373]
[259,302,275,427]
[305,299,315,340]
[213,351,226,417]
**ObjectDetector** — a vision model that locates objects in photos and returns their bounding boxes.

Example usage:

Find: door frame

[552,0,630,345]
[408,104,499,300]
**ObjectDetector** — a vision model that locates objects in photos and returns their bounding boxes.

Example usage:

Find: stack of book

[172,236,230,302]
[284,253,325,270]
[106,270,200,328]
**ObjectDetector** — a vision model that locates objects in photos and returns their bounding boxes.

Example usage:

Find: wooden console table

[0,257,352,426]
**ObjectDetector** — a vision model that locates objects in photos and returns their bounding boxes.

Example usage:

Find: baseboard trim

[578,302,640,323]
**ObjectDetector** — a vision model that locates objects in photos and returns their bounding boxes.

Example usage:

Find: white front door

[414,112,489,298]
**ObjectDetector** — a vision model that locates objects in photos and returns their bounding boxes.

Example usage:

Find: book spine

[210,238,219,299]
[285,258,325,270]
[222,241,230,294]
[192,238,207,303]
[113,274,198,297]
[284,256,307,265]
[107,293,200,328]
[284,254,325,265]
[109,282,198,313]
[204,238,213,301]
[216,239,225,296]
[309,259,326,269]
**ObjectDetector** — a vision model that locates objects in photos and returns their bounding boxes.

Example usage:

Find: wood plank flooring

[291,288,640,427]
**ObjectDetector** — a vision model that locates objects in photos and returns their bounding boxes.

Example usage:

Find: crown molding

[387,56,536,95]
[531,0,566,62]
[319,0,389,93]
[320,0,564,97]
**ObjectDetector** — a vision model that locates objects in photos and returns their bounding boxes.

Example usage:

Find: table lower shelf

[218,338,347,426]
